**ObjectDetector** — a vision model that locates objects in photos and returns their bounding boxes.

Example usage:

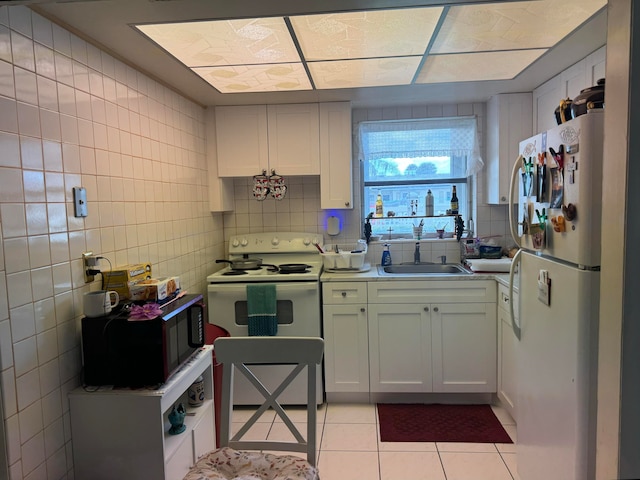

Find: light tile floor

[231,403,521,480]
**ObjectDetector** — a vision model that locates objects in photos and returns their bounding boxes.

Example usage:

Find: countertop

[321,264,519,291]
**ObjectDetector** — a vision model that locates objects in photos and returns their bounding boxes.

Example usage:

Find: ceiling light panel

[430,0,606,54]
[416,49,547,84]
[309,57,422,89]
[137,17,301,67]
[290,7,443,61]
[193,63,312,93]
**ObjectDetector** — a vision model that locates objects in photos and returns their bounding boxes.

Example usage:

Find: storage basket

[321,240,367,270]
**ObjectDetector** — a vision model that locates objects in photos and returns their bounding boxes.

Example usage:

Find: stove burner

[222,270,248,276]
[278,269,310,274]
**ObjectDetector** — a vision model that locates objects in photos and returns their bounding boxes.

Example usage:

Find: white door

[517,251,599,480]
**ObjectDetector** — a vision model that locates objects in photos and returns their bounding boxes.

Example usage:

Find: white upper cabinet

[205,108,235,212]
[320,102,353,209]
[533,45,606,133]
[215,104,320,177]
[268,103,320,175]
[485,93,532,205]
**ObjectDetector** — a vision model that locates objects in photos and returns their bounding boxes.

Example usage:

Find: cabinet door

[323,304,369,393]
[532,75,562,133]
[497,286,519,419]
[431,302,497,393]
[320,102,353,209]
[585,46,606,85]
[267,104,320,175]
[205,108,234,212]
[192,405,215,460]
[368,304,432,393]
[165,436,194,480]
[215,105,269,177]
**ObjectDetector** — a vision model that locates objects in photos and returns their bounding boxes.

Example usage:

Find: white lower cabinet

[497,284,519,420]
[69,347,215,480]
[367,281,497,394]
[322,282,369,396]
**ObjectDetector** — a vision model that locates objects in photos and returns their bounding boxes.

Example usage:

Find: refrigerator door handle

[509,249,522,340]
[509,154,524,249]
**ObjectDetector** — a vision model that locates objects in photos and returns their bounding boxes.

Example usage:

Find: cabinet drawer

[193,404,215,461]
[323,282,367,304]
[165,434,194,480]
[368,281,496,304]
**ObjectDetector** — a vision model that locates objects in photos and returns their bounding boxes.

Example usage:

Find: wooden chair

[183,337,324,480]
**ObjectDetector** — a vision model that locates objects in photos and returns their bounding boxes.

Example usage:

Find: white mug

[83,290,120,318]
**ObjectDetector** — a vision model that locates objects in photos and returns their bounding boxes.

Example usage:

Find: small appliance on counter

[81,293,205,388]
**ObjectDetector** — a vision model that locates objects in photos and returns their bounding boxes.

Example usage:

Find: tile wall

[222,105,512,265]
[0,6,224,479]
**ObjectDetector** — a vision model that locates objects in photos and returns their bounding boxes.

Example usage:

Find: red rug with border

[377,403,513,443]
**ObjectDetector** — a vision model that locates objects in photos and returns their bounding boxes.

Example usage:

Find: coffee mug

[83,290,119,318]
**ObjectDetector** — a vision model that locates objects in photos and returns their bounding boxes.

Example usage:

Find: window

[358,117,483,238]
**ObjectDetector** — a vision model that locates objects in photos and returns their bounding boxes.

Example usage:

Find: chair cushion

[183,447,319,480]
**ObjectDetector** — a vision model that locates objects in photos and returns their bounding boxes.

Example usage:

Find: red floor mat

[377,404,513,443]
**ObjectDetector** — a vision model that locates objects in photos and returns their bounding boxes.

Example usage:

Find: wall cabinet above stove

[215,103,320,177]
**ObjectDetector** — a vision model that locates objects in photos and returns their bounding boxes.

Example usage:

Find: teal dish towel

[247,284,278,336]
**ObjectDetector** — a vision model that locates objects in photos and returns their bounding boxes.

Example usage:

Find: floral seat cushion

[183,447,319,480]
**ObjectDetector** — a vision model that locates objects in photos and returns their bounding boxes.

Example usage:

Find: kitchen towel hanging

[246,284,278,336]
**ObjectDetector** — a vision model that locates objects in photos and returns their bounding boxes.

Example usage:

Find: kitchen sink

[377,263,472,275]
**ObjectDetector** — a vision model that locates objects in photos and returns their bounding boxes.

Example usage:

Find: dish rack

[321,240,368,270]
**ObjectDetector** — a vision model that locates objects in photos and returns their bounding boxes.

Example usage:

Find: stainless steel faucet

[414,242,420,264]
[440,255,447,264]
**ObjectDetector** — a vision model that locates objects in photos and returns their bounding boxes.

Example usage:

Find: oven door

[207,281,322,405]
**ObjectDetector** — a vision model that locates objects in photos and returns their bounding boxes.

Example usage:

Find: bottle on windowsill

[450,186,459,215]
[375,191,384,218]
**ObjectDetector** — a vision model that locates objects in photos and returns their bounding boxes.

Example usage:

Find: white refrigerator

[508,110,604,480]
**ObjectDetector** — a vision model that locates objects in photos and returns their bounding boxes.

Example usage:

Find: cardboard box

[104,263,152,299]
[129,277,180,303]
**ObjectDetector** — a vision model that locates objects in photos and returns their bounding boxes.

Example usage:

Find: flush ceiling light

[430,0,607,54]
[135,1,605,93]
[289,7,443,61]
[192,63,312,93]
[416,49,547,84]
[309,57,423,89]
[137,17,300,67]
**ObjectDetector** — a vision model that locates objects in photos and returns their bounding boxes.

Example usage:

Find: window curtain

[356,116,484,176]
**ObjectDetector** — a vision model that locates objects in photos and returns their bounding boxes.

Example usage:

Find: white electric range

[207,232,324,405]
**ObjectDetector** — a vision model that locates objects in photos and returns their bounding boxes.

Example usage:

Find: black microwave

[81,293,205,387]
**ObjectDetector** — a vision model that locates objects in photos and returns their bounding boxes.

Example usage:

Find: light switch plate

[73,187,88,217]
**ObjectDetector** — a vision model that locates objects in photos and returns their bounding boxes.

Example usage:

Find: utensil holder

[412,226,423,239]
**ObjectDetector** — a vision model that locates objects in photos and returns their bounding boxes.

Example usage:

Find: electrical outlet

[83,252,96,283]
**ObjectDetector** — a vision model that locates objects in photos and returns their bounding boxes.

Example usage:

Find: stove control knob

[240,238,248,246]
[271,237,279,246]
[231,238,240,247]
[303,237,311,246]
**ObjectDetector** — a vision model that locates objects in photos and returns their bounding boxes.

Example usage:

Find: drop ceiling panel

[290,7,443,61]
[416,49,547,84]
[309,57,422,89]
[137,17,301,67]
[430,0,607,54]
[193,63,311,93]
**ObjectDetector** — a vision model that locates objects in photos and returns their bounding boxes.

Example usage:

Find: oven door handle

[208,282,319,294]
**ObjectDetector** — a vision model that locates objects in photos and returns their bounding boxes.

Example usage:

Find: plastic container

[479,245,503,259]
[321,240,367,270]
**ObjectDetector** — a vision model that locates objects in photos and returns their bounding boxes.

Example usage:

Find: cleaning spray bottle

[381,243,392,266]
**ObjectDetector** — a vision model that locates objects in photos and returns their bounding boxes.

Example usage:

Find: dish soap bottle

[375,191,384,218]
[381,243,392,266]
[425,190,434,216]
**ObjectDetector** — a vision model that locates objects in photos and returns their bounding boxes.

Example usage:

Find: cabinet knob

[345,201,350,207]
[501,196,507,202]
[360,307,365,313]
[433,306,439,312]
[424,306,429,312]
[341,291,347,297]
